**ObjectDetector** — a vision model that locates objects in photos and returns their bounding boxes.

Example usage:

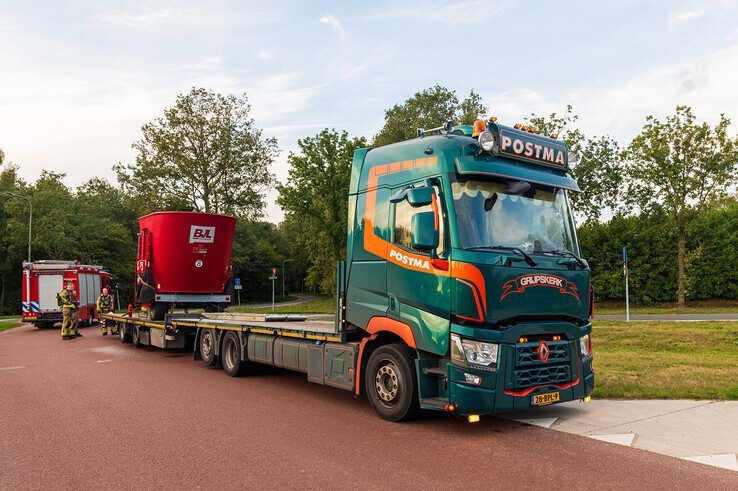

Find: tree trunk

[677,224,687,307]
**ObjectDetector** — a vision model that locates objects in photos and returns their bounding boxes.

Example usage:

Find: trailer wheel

[119,324,132,343]
[199,329,218,366]
[221,331,248,376]
[132,326,142,346]
[365,343,420,422]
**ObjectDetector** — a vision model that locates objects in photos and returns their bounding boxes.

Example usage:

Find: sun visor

[455,155,581,192]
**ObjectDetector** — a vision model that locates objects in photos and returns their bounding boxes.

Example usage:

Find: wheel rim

[133,327,139,344]
[119,328,124,340]
[374,360,401,408]
[202,331,213,359]
[224,338,238,371]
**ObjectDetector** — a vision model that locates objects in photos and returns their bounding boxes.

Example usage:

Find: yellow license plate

[531,391,560,406]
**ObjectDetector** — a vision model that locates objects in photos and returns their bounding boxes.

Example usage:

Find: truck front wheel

[365,343,420,422]
[199,329,218,367]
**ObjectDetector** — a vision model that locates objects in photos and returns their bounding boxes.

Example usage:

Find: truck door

[37,274,63,312]
[386,182,451,356]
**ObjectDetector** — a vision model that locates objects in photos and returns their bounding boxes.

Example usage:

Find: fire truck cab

[21,260,113,329]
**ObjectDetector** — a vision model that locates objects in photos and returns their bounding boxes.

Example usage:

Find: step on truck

[104,118,594,422]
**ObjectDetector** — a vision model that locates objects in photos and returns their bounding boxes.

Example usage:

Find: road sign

[234,284,242,290]
[235,278,241,286]
[271,267,277,276]
[268,276,277,280]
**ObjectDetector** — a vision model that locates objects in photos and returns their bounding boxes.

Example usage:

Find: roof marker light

[489,116,497,123]
[472,119,486,137]
[514,123,522,129]
[551,133,559,139]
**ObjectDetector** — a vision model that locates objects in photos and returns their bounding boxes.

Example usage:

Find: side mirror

[407,186,434,206]
[410,211,439,251]
[390,186,435,206]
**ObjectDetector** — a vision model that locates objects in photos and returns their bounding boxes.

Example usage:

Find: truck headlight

[579,334,592,357]
[477,130,498,154]
[451,333,498,368]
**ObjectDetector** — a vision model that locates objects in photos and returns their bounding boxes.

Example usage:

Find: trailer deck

[101,312,341,342]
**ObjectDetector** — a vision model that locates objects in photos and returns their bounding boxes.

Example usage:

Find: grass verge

[248,297,335,314]
[595,299,738,315]
[591,320,738,400]
[0,322,23,332]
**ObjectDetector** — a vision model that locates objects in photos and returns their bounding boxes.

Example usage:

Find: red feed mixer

[136,212,237,319]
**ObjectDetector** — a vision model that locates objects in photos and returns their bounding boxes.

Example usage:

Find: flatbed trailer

[105,118,596,422]
[102,311,362,391]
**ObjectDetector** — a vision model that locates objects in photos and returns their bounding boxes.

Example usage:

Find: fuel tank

[137,211,237,295]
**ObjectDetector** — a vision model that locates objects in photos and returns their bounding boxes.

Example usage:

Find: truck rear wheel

[199,329,218,367]
[119,324,132,343]
[365,343,420,422]
[221,331,247,376]
[132,326,142,346]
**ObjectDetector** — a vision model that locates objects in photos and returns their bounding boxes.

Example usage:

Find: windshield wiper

[467,245,537,267]
[544,249,586,268]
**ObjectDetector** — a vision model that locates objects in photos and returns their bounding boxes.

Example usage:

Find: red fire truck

[21,260,113,329]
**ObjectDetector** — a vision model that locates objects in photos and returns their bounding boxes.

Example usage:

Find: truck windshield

[452,179,577,254]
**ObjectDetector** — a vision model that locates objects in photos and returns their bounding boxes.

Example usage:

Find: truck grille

[516,341,570,366]
[512,340,573,389]
[513,364,571,388]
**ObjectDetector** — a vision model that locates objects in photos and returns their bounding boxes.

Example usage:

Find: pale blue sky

[2,0,737,221]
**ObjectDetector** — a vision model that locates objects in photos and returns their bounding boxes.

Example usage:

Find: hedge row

[578,200,738,303]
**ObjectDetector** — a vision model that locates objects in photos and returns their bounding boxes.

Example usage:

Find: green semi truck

[104,118,594,422]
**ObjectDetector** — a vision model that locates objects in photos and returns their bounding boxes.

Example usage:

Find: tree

[278,129,367,293]
[115,87,277,219]
[372,85,487,147]
[528,105,624,222]
[626,106,738,306]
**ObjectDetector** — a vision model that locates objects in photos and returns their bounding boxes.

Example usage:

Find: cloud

[371,0,514,25]
[95,9,171,27]
[668,7,706,29]
[257,50,275,60]
[482,44,738,143]
[319,14,347,39]
[245,72,328,123]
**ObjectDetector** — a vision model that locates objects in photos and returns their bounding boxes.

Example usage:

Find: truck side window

[393,186,444,254]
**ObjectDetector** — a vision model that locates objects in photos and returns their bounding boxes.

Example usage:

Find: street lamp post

[282,259,293,299]
[3,191,32,314]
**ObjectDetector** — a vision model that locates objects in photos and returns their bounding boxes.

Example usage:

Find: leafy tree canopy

[115,87,277,219]
[372,85,486,147]
[278,128,367,293]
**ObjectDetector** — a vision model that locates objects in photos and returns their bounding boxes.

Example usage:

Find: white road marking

[97,359,112,363]
[516,417,558,428]
[0,366,25,371]
[683,453,738,471]
[590,433,635,447]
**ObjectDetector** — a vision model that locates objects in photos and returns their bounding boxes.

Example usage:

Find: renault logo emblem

[537,340,550,363]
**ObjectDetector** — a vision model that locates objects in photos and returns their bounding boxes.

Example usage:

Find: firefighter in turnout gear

[59,282,78,340]
[97,287,116,335]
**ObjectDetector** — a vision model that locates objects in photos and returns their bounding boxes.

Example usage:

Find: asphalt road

[1,325,736,489]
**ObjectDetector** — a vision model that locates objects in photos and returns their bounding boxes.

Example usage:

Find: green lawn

[595,299,738,315]
[0,322,23,332]
[247,297,335,314]
[591,320,738,400]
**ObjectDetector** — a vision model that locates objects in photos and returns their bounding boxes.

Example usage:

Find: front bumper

[445,321,594,415]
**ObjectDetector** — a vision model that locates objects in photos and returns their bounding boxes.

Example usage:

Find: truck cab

[344,120,594,420]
